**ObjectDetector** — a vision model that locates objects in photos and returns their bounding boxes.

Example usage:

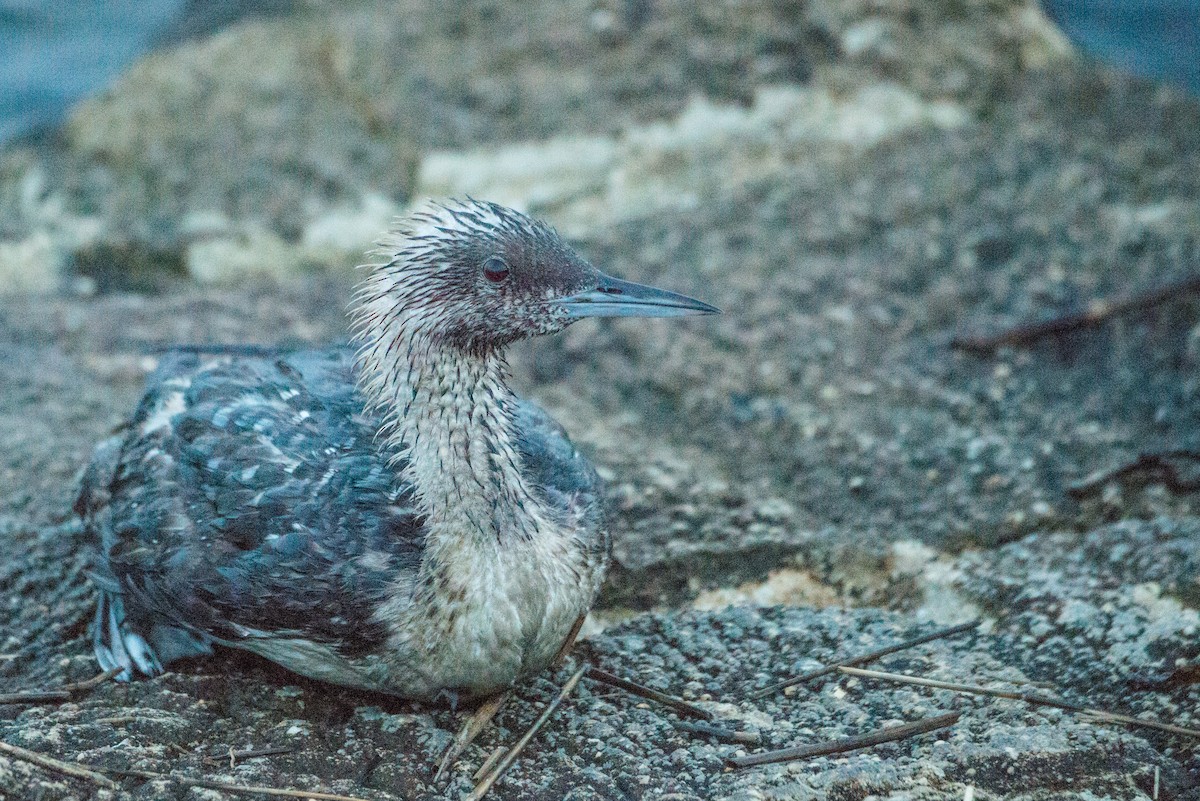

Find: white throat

[355,302,545,544]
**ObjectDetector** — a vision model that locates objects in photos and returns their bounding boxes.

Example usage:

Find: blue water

[1042,0,1199,95]
[0,0,295,144]
[0,1,185,142]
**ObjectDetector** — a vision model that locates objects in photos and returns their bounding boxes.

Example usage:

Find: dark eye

[482,256,510,283]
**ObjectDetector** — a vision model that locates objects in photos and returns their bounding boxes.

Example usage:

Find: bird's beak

[556,274,720,318]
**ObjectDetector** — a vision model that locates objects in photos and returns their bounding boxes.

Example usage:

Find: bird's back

[80,346,605,687]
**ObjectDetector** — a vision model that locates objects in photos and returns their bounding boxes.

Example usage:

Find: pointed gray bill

[557,274,720,318]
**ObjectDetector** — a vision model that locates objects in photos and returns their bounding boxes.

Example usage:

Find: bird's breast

[370,509,606,701]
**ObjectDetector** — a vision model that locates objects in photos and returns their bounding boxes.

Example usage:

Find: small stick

[106,767,370,800]
[201,745,295,768]
[433,690,510,784]
[0,740,117,789]
[0,667,122,705]
[725,711,960,769]
[840,666,1200,738]
[1067,450,1200,499]
[750,620,980,699]
[585,667,713,720]
[0,690,69,704]
[471,746,506,782]
[94,715,136,725]
[468,665,587,801]
[950,274,1200,354]
[673,720,762,745]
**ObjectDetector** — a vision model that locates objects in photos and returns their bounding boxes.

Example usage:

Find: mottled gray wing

[513,399,608,557]
[82,348,424,657]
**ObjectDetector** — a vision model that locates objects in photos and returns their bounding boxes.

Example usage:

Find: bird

[77,198,717,771]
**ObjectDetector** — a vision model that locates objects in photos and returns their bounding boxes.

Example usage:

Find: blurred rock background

[2,1,1199,799]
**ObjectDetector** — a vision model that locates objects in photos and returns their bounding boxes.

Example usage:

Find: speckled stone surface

[2,0,1199,798]
[1,563,1193,800]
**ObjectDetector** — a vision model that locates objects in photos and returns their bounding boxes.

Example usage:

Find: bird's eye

[482,256,510,283]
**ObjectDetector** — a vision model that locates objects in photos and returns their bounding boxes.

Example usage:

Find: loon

[78,198,716,714]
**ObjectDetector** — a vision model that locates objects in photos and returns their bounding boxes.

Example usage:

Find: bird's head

[352,198,717,355]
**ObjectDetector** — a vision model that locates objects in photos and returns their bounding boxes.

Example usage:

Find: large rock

[0,0,1066,287]
[415,83,969,236]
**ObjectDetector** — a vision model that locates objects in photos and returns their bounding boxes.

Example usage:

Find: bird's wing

[513,398,607,549]
[84,348,424,656]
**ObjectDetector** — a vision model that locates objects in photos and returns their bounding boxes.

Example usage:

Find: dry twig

[201,745,296,768]
[106,767,371,801]
[841,666,1200,738]
[725,711,960,769]
[0,667,122,706]
[471,746,506,782]
[950,274,1200,354]
[1067,450,1200,498]
[93,715,136,725]
[434,690,510,784]
[585,667,713,720]
[0,740,117,789]
[750,620,979,699]
[468,665,587,801]
[673,720,762,745]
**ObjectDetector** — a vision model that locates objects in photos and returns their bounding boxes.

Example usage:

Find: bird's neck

[359,327,544,545]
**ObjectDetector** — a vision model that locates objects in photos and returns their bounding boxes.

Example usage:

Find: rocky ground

[2,1,1200,799]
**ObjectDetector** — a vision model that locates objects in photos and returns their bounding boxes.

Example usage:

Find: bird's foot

[433,690,511,786]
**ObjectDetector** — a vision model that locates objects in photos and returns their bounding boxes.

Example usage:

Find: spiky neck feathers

[364,337,541,543]
[351,206,554,544]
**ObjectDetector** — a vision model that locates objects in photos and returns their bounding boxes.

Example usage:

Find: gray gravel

[1,0,1199,798]
[2,579,1192,800]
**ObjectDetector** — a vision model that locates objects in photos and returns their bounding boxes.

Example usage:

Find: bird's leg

[433,614,587,785]
[552,614,587,667]
[434,691,510,785]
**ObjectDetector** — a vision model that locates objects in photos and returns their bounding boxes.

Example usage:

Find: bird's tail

[93,590,160,680]
[92,590,212,680]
